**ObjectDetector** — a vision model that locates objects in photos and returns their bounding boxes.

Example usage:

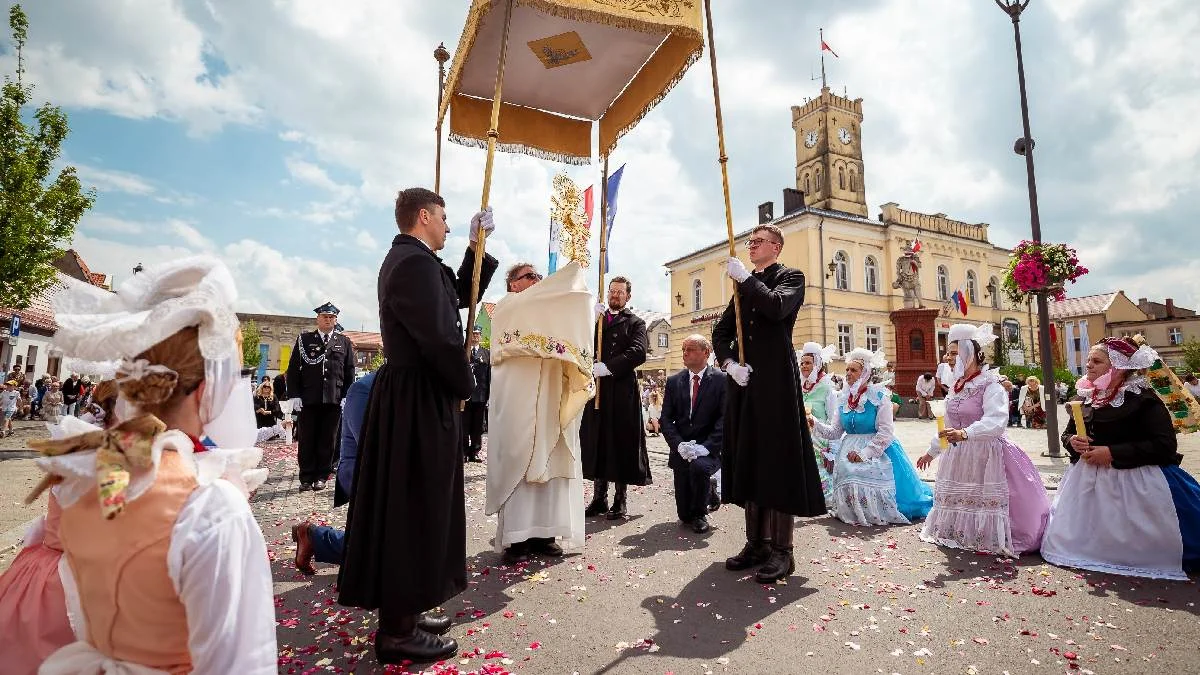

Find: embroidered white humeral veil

[485,261,594,552]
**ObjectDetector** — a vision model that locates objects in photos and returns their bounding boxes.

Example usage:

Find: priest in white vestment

[486,260,594,565]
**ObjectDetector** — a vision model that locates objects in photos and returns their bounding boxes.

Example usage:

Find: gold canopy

[437,0,704,163]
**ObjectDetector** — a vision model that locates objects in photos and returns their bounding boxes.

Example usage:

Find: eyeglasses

[745,237,781,248]
[515,272,543,282]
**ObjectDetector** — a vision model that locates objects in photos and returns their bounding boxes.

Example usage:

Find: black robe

[712,262,825,517]
[1060,387,1180,467]
[338,234,497,615]
[581,308,652,485]
[286,330,355,405]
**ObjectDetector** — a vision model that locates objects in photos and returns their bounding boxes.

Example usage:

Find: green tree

[0,4,95,309]
[1180,337,1200,375]
[241,320,262,369]
[366,351,384,372]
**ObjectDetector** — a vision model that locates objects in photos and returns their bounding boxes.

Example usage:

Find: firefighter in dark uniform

[287,301,356,490]
[464,326,490,463]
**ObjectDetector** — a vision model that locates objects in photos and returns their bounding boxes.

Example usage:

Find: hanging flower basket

[1001,241,1088,305]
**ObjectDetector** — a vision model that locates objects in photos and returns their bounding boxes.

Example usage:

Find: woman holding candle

[798,342,840,504]
[1040,337,1200,579]
[916,323,1050,557]
[810,348,933,526]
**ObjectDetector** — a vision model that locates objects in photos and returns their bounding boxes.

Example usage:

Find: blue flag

[602,164,625,270]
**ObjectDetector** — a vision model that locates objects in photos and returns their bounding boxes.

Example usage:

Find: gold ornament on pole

[434,41,451,192]
[549,173,591,268]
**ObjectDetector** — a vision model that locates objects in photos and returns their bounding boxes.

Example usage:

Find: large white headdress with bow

[947,323,997,381]
[797,342,838,386]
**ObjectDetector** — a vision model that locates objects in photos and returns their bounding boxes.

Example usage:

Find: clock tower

[790,86,868,217]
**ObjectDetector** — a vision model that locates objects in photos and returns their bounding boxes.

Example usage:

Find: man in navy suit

[660,334,726,533]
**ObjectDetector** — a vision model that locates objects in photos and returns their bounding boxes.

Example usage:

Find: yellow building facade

[664,87,1038,380]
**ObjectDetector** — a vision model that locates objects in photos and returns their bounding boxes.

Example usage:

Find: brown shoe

[291,523,317,575]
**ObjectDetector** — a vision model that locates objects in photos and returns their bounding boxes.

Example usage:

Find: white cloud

[168,220,214,250]
[73,163,156,196]
[354,229,379,250]
[78,214,145,235]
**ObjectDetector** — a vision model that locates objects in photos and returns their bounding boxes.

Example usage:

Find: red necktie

[691,373,700,415]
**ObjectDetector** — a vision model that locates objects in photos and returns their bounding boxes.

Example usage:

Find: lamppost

[995,0,1061,456]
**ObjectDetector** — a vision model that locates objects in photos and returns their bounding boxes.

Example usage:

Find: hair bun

[118,370,179,406]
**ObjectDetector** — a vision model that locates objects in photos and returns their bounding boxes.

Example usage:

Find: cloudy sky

[5,0,1198,331]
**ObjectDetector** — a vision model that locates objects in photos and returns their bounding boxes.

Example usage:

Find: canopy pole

[434,42,450,193]
[703,0,746,365]
[464,0,515,362]
[594,154,610,409]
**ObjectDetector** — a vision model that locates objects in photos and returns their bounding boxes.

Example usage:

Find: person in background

[253,380,288,443]
[1018,376,1047,429]
[915,371,937,420]
[880,361,896,387]
[60,373,80,417]
[1,380,18,437]
[645,387,663,437]
[32,375,47,419]
[463,326,490,463]
[1055,380,1069,403]
[936,350,954,397]
[660,335,726,534]
[41,381,63,424]
[1184,373,1200,399]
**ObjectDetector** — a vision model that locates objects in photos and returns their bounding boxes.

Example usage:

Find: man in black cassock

[581,275,651,519]
[286,302,355,491]
[712,224,825,584]
[338,187,497,664]
[463,326,490,463]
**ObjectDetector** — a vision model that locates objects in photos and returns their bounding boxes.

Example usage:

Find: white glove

[594,302,607,321]
[724,360,752,387]
[726,257,750,283]
[678,441,695,461]
[469,207,495,244]
[289,397,303,412]
[593,362,612,377]
[692,444,710,458]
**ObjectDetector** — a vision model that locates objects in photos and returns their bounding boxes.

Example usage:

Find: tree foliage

[0,4,95,309]
[1180,337,1200,376]
[366,351,384,372]
[241,320,262,369]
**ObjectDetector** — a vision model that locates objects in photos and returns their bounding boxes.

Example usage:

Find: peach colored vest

[58,451,197,674]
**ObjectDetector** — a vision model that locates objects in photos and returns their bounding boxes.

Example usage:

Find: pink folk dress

[0,496,75,675]
[919,369,1050,557]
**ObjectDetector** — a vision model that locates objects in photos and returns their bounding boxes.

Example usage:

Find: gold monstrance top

[551,173,591,267]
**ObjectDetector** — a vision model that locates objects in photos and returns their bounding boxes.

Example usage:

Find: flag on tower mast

[821,38,839,58]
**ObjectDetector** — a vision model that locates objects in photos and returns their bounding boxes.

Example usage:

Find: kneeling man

[485,261,594,564]
[660,334,726,533]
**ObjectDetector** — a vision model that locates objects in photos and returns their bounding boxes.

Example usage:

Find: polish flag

[821,39,839,58]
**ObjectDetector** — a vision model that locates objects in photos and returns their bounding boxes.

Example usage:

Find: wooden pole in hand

[594,155,610,409]
[464,0,515,361]
[703,0,745,365]
[434,42,450,193]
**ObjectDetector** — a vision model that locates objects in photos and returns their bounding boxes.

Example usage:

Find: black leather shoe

[726,541,771,570]
[708,483,722,512]
[299,482,313,492]
[606,499,627,520]
[418,613,452,635]
[312,481,326,491]
[466,454,483,463]
[584,497,608,517]
[754,548,796,583]
[692,516,712,534]
[502,543,530,566]
[375,628,458,664]
[530,538,564,557]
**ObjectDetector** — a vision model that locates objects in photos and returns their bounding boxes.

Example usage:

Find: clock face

[804,130,819,148]
[838,127,852,144]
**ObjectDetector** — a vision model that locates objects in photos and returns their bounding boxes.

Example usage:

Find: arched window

[838,165,846,190]
[936,265,949,301]
[803,173,811,194]
[864,255,879,294]
[849,168,858,192]
[989,276,1001,309]
[815,167,823,190]
[834,250,849,291]
[692,279,703,312]
[966,270,979,305]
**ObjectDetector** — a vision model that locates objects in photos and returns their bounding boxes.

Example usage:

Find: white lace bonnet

[797,342,838,386]
[947,323,997,379]
[1097,336,1158,371]
[843,347,887,371]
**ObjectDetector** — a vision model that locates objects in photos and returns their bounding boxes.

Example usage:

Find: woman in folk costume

[22,257,276,674]
[0,381,122,674]
[916,323,1050,557]
[1041,337,1200,579]
[797,342,839,504]
[810,348,933,526]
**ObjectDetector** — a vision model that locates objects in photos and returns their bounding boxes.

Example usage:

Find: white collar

[687,367,707,380]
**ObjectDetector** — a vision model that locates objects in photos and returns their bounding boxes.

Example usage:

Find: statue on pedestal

[892,241,923,309]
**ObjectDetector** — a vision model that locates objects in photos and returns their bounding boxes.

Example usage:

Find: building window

[865,325,881,352]
[804,173,811,194]
[833,251,849,291]
[966,270,978,305]
[989,276,1001,309]
[849,167,858,192]
[815,167,823,190]
[864,256,879,294]
[837,323,853,356]
[838,165,846,190]
[658,333,668,348]
[260,325,272,333]
[1170,327,1184,345]
[936,265,949,301]
[692,279,703,312]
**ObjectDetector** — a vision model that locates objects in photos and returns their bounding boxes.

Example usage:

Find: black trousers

[672,455,720,522]
[297,403,341,484]
[462,402,487,457]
